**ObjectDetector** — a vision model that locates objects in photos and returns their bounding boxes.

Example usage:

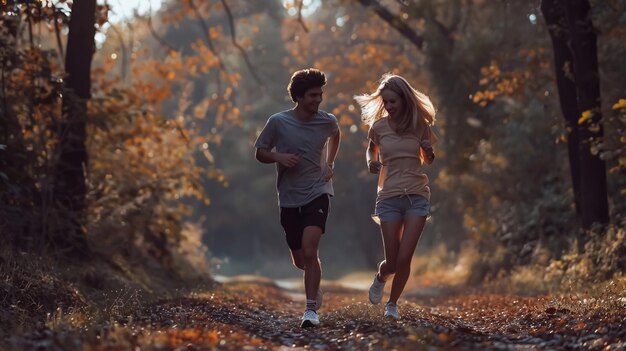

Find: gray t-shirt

[255,109,339,208]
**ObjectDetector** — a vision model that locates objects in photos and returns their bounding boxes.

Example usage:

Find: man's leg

[301,226,322,302]
[298,195,328,327]
[291,232,324,312]
[282,206,306,270]
[290,249,306,270]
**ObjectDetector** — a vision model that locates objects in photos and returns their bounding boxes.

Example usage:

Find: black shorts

[280,194,330,250]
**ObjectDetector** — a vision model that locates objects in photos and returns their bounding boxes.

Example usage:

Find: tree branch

[54,8,65,61]
[188,0,226,71]
[357,0,424,50]
[146,4,176,52]
[297,0,309,32]
[108,24,128,80]
[600,1,626,34]
[219,0,264,87]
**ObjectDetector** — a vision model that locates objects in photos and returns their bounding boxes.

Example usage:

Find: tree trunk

[53,0,96,254]
[564,0,609,229]
[540,0,582,217]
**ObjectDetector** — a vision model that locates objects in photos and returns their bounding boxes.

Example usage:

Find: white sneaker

[368,274,386,304]
[301,309,320,328]
[315,287,323,310]
[384,302,400,320]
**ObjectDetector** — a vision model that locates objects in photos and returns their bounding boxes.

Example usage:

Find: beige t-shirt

[368,118,437,202]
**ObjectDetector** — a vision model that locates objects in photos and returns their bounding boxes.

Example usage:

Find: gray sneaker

[384,302,400,320]
[301,309,320,328]
[315,287,323,310]
[368,274,385,304]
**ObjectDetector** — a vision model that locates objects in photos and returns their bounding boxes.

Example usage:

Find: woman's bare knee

[381,260,397,275]
[395,256,412,272]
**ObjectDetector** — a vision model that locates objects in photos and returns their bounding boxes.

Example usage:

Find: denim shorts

[373,194,430,223]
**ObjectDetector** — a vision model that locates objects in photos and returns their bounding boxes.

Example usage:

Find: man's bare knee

[303,248,319,262]
[293,260,306,270]
[291,249,306,270]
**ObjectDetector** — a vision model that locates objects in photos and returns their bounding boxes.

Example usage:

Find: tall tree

[53,0,97,250]
[541,0,609,230]
[541,0,582,216]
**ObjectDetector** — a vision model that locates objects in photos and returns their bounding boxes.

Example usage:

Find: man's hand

[275,153,299,167]
[324,163,334,182]
[368,160,382,174]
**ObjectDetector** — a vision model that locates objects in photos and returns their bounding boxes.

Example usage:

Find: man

[255,68,341,328]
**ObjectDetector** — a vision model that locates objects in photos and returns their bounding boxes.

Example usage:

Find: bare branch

[357,0,424,50]
[448,0,462,34]
[26,3,34,47]
[54,9,65,61]
[600,1,626,34]
[108,24,128,81]
[127,21,134,84]
[432,17,453,41]
[297,0,309,32]
[146,3,176,52]
[219,0,264,87]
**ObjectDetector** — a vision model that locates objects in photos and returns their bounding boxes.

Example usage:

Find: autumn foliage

[1,0,625,348]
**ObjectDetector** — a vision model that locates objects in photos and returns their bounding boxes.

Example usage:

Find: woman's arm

[420,139,435,165]
[366,140,382,174]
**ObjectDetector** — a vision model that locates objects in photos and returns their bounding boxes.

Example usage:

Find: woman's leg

[378,220,403,281]
[388,215,426,304]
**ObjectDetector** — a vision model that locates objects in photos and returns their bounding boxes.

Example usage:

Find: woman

[354,73,437,320]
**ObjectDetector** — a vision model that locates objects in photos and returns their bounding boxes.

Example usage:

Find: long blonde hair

[354,74,436,133]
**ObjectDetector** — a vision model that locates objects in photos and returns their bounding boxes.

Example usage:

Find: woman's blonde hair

[354,73,436,133]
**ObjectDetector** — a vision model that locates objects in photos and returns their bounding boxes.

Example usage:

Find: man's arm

[326,128,341,166]
[256,148,299,167]
[321,128,341,182]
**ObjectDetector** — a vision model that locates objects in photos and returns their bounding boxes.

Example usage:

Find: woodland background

[1,0,625,342]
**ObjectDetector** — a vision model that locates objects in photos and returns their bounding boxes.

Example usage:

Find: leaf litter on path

[7,277,626,350]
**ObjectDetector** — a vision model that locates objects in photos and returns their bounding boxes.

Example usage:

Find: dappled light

[1,0,625,350]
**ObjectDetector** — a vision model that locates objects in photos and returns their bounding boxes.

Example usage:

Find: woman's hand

[424,148,435,163]
[420,140,435,164]
[368,159,383,174]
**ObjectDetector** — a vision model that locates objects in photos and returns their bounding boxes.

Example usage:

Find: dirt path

[8,277,626,350]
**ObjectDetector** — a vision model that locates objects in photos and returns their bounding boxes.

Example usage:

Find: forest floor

[5,275,626,351]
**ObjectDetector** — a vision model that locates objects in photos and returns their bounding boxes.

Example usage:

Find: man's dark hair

[288,68,326,102]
